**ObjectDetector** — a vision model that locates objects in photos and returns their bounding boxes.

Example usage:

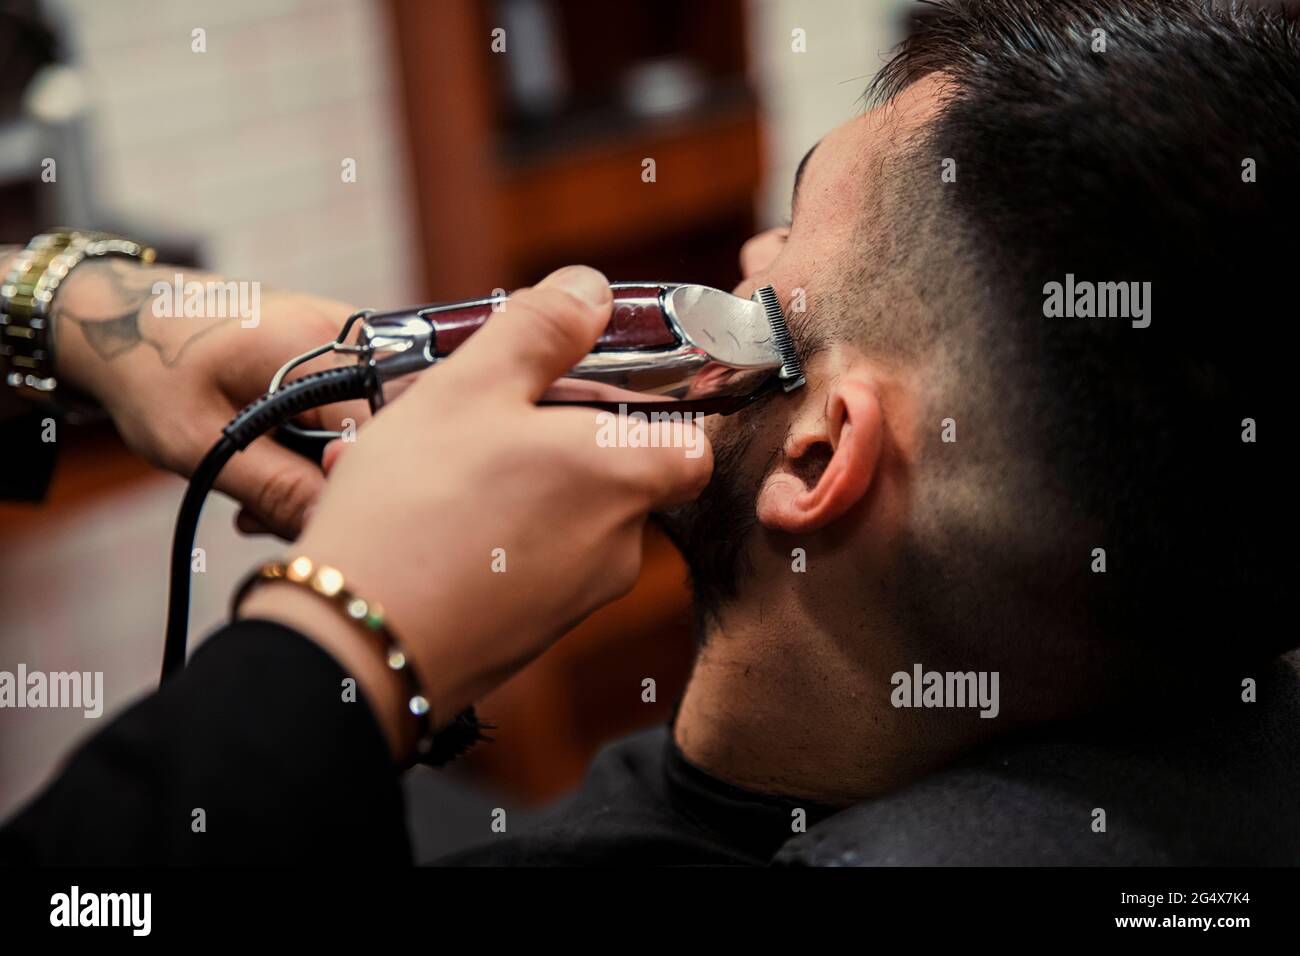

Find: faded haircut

[860,0,1299,664]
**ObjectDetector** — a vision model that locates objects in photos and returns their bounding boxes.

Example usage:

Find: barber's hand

[46,256,367,537]
[239,266,713,757]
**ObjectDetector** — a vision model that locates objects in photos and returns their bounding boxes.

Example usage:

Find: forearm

[55,259,349,399]
[5,242,351,396]
[51,253,235,400]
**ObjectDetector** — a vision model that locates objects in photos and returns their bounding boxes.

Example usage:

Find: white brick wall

[41,0,419,309]
[748,0,909,227]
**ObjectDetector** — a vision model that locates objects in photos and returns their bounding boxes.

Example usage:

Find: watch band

[0,229,156,404]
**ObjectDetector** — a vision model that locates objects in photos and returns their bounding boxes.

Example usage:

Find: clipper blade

[754,285,805,392]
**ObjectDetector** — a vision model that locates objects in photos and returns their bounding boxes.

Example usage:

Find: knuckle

[153,419,213,476]
[255,468,312,531]
[321,439,347,475]
[642,448,697,501]
[608,534,644,599]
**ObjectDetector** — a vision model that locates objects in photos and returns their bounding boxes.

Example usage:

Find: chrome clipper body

[272,283,804,441]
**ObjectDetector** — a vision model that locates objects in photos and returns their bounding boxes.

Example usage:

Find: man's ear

[756,376,884,533]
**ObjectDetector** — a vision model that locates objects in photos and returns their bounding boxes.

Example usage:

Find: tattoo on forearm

[55,259,232,367]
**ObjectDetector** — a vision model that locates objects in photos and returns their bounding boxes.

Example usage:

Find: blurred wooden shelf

[498,106,760,266]
[387,0,761,295]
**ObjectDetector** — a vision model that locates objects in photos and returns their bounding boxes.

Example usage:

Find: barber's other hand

[241,266,713,757]
[46,256,367,538]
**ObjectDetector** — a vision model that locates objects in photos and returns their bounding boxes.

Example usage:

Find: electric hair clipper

[164,284,806,681]
[271,283,805,441]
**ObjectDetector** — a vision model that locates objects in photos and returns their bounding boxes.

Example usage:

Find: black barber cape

[5,621,1298,865]
[0,622,834,865]
[441,728,838,866]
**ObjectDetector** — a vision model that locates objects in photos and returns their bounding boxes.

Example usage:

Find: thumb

[429,265,613,403]
[215,436,326,539]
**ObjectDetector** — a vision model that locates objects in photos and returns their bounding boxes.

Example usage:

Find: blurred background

[0,0,913,838]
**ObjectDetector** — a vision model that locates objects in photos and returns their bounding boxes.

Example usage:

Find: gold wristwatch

[0,229,156,404]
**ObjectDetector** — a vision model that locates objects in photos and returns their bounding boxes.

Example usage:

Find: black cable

[159,361,493,765]
[161,365,372,684]
[160,434,238,680]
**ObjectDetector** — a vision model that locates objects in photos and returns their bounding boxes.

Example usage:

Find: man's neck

[672,599,991,808]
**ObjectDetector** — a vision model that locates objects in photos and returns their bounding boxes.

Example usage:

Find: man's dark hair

[871,0,1298,664]
[664,0,1297,672]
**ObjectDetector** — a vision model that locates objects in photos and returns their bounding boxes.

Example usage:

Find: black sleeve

[0,620,412,865]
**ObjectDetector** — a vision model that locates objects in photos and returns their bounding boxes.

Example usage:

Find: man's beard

[652,413,766,637]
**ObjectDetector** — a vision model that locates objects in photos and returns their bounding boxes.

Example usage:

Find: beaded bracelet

[230,555,487,766]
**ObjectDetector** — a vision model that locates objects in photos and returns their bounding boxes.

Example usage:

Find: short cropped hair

[870,1,1299,661]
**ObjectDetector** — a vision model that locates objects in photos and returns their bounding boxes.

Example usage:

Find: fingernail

[544,265,611,308]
